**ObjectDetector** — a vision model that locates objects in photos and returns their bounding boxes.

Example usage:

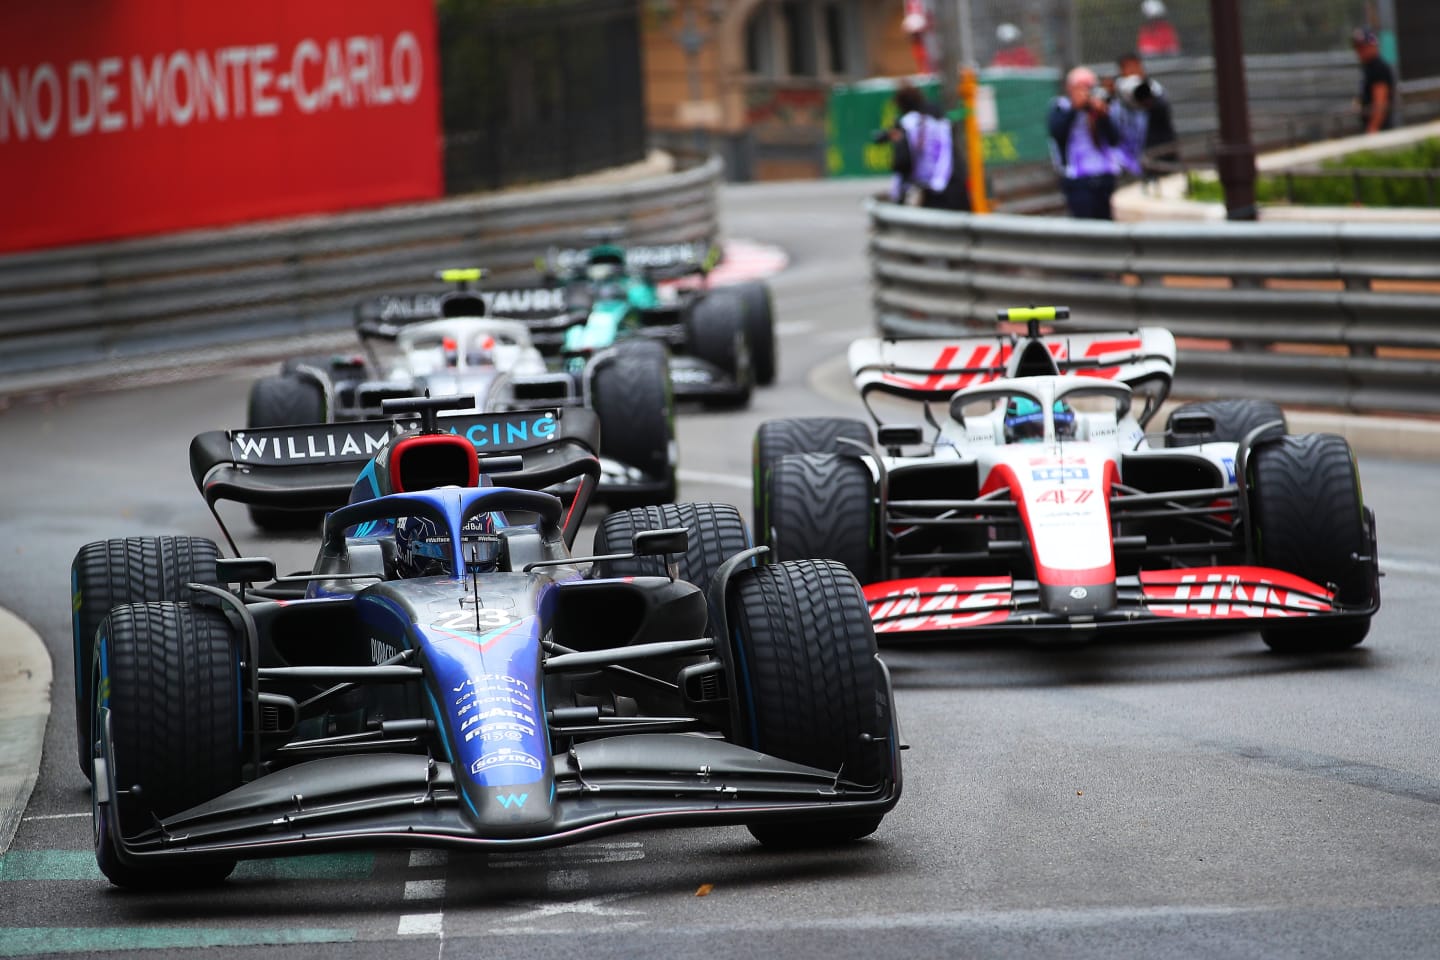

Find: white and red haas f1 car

[754,307,1379,653]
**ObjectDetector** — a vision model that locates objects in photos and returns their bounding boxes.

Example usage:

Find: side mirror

[1166,411,1217,442]
[633,527,688,557]
[477,454,524,475]
[216,557,276,584]
[877,424,924,450]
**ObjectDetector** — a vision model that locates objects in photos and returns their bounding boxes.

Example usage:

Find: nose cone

[1039,581,1117,616]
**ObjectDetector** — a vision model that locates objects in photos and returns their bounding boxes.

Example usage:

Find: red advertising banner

[0,0,442,254]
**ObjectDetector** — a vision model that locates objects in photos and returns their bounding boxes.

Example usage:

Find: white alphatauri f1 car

[753,307,1379,653]
[246,270,677,529]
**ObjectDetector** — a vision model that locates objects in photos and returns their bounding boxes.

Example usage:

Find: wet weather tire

[70,536,220,778]
[592,502,751,587]
[685,290,752,409]
[246,374,328,531]
[768,452,878,584]
[1165,399,1286,447]
[729,560,892,847]
[1249,433,1376,653]
[592,341,676,507]
[730,281,777,386]
[752,416,873,541]
[93,601,240,888]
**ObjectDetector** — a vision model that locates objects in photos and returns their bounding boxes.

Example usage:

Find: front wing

[95,729,900,866]
[863,566,1378,637]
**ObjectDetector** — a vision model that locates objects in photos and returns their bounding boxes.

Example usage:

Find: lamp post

[1209,0,1257,220]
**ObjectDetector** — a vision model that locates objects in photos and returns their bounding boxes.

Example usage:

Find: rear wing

[545,242,719,279]
[188,407,603,550]
[848,328,1177,405]
[352,287,572,335]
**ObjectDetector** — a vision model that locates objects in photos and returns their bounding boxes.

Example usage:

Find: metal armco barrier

[869,200,1440,415]
[0,156,721,385]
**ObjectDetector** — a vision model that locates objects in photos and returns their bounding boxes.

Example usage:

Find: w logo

[496,793,528,809]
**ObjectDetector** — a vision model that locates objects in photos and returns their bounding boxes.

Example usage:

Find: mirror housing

[216,557,277,584]
[877,424,924,450]
[633,528,688,557]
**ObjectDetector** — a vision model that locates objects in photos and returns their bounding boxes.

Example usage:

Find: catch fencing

[869,201,1440,414]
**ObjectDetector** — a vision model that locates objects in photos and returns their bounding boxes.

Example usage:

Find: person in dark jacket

[1352,28,1396,133]
[1047,67,1122,219]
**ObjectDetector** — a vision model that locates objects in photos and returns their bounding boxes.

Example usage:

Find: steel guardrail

[0,156,723,384]
[868,200,1440,415]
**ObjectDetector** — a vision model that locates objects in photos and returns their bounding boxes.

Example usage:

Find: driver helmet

[466,334,497,367]
[585,244,626,282]
[394,511,502,578]
[1004,397,1077,443]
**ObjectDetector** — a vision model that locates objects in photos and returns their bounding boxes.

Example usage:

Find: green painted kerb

[0,928,355,957]
[0,850,374,882]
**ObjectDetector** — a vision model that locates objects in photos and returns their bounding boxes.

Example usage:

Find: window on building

[745,6,774,74]
[745,0,860,79]
[780,1,817,76]
[823,1,848,74]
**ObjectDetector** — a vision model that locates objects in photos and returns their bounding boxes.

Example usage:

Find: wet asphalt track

[0,178,1438,960]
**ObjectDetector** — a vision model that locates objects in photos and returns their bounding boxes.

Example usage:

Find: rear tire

[768,453,878,584]
[685,290,752,409]
[1249,433,1376,653]
[592,502,751,587]
[729,281,777,386]
[246,374,328,532]
[752,417,873,540]
[71,536,220,778]
[1165,398,1286,447]
[93,601,241,887]
[729,561,892,847]
[592,342,676,507]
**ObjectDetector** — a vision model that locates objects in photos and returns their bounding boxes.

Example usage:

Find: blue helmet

[394,512,502,578]
[1004,397,1076,443]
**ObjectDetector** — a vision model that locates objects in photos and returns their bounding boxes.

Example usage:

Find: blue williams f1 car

[72,397,899,888]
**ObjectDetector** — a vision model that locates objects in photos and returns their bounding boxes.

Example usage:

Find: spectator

[1352,28,1396,133]
[991,23,1039,68]
[1112,53,1180,179]
[1047,67,1122,219]
[1136,0,1180,58]
[885,83,971,211]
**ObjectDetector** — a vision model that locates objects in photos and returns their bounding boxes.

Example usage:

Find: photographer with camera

[1047,66,1122,220]
[1112,52,1179,180]
[880,83,971,212]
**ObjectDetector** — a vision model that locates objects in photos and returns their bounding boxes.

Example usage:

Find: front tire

[752,416,873,541]
[93,601,241,887]
[592,502,751,587]
[1249,433,1376,653]
[71,536,220,778]
[768,452,878,584]
[729,561,893,847]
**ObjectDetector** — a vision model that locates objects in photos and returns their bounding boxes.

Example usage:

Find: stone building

[640,0,919,180]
